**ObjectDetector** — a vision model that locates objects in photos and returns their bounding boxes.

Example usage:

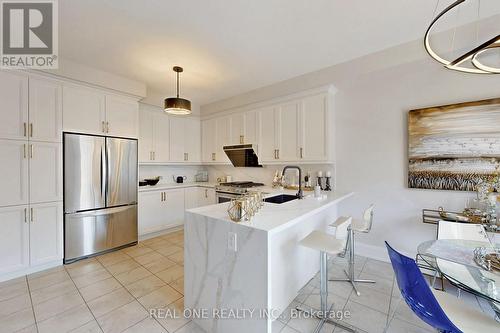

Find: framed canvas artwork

[408,98,500,191]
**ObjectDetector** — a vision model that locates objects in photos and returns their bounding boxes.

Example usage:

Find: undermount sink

[264,194,298,204]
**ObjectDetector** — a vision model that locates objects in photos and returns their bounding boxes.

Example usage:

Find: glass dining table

[417,239,500,314]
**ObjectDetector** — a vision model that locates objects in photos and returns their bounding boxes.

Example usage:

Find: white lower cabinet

[29,202,63,266]
[0,140,29,207]
[139,188,185,235]
[139,187,215,236]
[0,206,29,275]
[0,202,63,276]
[185,187,216,209]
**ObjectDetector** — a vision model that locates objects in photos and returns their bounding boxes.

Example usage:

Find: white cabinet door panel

[164,189,185,227]
[301,94,328,161]
[29,77,62,142]
[0,71,28,140]
[230,113,244,144]
[0,206,29,274]
[153,113,170,163]
[215,116,231,163]
[199,188,215,206]
[138,191,165,235]
[0,140,28,207]
[185,118,200,162]
[30,202,63,266]
[184,187,199,209]
[63,85,105,135]
[139,111,154,163]
[277,101,300,161]
[105,96,138,138]
[169,116,185,162]
[244,110,258,145]
[202,119,216,162]
[30,142,62,203]
[258,106,277,162]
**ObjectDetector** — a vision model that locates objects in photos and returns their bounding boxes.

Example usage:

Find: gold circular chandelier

[424,0,500,74]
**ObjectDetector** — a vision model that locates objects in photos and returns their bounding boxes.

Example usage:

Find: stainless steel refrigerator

[64,133,138,264]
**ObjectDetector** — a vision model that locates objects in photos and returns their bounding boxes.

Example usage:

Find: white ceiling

[59,0,500,105]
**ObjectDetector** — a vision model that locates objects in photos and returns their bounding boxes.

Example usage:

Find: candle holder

[317,176,324,190]
[325,176,332,191]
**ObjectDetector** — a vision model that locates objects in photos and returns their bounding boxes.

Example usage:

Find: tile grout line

[96,236,188,333]
[24,275,39,333]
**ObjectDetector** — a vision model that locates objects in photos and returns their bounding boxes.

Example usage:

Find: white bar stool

[296,217,355,333]
[329,204,375,296]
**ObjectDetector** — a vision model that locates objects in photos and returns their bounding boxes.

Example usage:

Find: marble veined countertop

[138,182,216,192]
[187,189,353,234]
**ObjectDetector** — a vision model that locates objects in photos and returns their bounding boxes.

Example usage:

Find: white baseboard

[355,242,415,264]
[139,224,184,241]
[0,260,63,283]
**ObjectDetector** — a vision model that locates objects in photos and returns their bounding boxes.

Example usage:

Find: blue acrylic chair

[385,241,499,333]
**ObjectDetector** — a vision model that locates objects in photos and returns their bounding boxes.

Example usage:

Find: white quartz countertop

[138,182,216,192]
[187,190,354,234]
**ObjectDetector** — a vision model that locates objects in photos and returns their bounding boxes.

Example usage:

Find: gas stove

[215,181,265,195]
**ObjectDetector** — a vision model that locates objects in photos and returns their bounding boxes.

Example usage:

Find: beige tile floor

[0,229,496,333]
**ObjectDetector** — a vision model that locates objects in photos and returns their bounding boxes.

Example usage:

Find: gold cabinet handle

[300,147,303,159]
[205,189,208,198]
[106,122,110,133]
[24,208,27,223]
[212,152,216,161]
[30,208,33,222]
[102,121,106,133]
[29,123,33,137]
[23,144,27,159]
[23,123,27,137]
[30,144,33,159]
[240,135,244,144]
[163,192,166,202]
[160,192,163,201]
[277,149,280,159]
[186,152,189,161]
[153,151,155,160]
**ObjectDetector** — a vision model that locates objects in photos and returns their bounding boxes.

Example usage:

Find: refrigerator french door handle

[101,145,107,205]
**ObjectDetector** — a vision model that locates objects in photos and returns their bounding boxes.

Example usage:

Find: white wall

[335,58,500,260]
[201,40,500,261]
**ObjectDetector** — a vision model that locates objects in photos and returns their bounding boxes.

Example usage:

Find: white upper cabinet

[63,85,106,135]
[202,118,217,163]
[169,116,201,163]
[105,95,139,138]
[300,93,329,161]
[0,140,29,207]
[29,202,63,266]
[0,71,28,140]
[276,101,300,161]
[63,84,138,138]
[0,205,29,274]
[29,142,62,204]
[257,106,278,163]
[229,111,258,145]
[29,77,62,143]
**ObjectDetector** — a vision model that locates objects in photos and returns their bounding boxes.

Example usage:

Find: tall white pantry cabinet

[0,71,63,277]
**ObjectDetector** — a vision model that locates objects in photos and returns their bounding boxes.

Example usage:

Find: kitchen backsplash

[139,164,335,188]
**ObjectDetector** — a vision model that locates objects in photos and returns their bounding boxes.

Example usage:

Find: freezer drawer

[64,205,137,263]
[64,133,106,213]
[106,137,138,207]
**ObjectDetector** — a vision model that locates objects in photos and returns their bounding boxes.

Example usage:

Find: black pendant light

[164,66,192,115]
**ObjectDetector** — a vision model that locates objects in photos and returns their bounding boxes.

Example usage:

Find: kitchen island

[184,190,353,333]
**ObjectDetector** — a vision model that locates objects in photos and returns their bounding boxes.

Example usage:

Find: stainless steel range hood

[223,144,262,167]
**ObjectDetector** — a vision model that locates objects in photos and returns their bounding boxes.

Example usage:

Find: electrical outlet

[228,232,237,252]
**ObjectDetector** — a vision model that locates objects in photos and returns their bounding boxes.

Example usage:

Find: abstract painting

[408,98,500,191]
